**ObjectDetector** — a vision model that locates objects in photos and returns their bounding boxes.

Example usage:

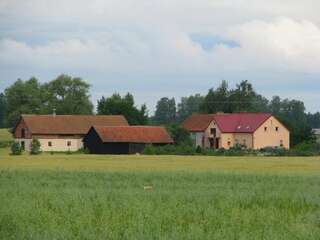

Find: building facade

[182,113,290,149]
[13,114,129,152]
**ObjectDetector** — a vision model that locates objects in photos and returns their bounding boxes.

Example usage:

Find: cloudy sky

[0,0,319,113]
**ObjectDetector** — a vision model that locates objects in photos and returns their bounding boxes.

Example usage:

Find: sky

[0,0,319,113]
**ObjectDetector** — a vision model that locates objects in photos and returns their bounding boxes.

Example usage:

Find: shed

[83,126,173,154]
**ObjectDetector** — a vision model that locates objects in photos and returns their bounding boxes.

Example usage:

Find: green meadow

[0,132,319,239]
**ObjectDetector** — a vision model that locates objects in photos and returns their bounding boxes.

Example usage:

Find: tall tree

[153,97,176,124]
[200,80,230,113]
[0,93,7,127]
[177,94,204,122]
[306,112,320,128]
[5,77,42,126]
[41,74,93,115]
[97,93,148,125]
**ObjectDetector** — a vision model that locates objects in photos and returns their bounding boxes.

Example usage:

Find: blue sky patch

[190,33,240,51]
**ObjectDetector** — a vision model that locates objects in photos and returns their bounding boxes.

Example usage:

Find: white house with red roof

[182,113,290,149]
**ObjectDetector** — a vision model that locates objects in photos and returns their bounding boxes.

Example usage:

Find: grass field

[0,148,319,239]
[0,128,12,141]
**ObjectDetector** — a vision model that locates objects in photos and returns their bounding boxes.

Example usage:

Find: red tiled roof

[92,126,173,144]
[182,113,272,133]
[19,114,129,135]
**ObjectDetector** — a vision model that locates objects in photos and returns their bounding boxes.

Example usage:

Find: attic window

[264,127,267,132]
[275,127,279,132]
[246,126,250,129]
[237,126,241,129]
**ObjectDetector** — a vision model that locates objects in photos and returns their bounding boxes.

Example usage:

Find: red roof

[182,113,272,133]
[18,114,129,135]
[91,126,173,144]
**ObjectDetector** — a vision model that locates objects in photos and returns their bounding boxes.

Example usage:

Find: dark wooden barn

[83,126,173,154]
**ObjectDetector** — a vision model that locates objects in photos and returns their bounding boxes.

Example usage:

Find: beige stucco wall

[16,138,84,152]
[220,133,234,149]
[253,116,290,149]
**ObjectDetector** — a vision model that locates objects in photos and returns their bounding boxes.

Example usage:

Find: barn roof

[182,113,273,133]
[16,114,129,135]
[91,126,173,144]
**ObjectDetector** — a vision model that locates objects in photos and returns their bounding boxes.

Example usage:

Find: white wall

[16,138,83,152]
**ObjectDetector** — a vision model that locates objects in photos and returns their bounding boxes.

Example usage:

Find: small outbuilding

[83,126,173,154]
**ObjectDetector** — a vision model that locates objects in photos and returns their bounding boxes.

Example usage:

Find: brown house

[182,113,290,149]
[13,114,129,151]
[83,126,173,154]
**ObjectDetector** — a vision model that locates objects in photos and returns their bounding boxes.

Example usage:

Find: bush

[11,142,23,155]
[30,138,41,155]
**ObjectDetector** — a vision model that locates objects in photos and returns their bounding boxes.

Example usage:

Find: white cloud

[0,1,320,112]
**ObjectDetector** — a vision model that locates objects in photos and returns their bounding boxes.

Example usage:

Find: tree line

[0,75,319,147]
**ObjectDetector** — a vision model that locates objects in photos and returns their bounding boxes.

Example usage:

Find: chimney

[53,108,56,117]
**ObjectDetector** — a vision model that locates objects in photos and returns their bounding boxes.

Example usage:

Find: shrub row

[143,141,320,157]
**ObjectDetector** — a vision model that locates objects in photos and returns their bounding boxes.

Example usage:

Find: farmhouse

[182,113,290,149]
[13,114,128,151]
[83,126,173,154]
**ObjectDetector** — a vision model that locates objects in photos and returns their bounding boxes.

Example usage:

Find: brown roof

[182,113,274,133]
[18,114,129,135]
[91,126,173,144]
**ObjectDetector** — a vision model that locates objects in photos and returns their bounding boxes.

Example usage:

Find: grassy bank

[0,148,320,173]
[0,170,319,240]
[0,129,12,141]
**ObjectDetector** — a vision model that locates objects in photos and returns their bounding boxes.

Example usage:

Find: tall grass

[0,170,319,239]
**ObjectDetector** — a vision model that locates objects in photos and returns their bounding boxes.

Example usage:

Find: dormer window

[275,127,279,132]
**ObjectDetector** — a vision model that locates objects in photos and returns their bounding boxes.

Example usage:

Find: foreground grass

[0,149,319,239]
[0,148,320,173]
[0,170,319,240]
[0,128,12,141]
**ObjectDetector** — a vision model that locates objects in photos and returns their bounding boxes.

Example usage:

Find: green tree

[153,97,176,124]
[41,74,93,115]
[5,77,42,126]
[97,93,148,125]
[11,142,23,155]
[0,93,7,127]
[30,138,41,155]
[306,112,320,128]
[177,94,204,122]
[166,123,192,146]
[200,80,230,113]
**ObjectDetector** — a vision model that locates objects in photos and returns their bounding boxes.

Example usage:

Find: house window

[21,129,26,138]
[280,140,283,147]
[67,141,71,146]
[210,128,216,136]
[48,141,52,147]
[243,139,246,146]
[275,127,279,132]
[264,127,267,132]
[235,139,239,144]
[227,141,231,146]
